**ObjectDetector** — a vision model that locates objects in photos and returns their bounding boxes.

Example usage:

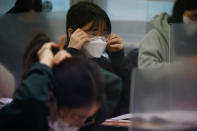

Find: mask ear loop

[100,36,107,42]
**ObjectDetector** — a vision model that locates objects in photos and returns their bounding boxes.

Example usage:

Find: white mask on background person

[82,36,107,58]
[49,118,79,131]
[0,98,13,109]
[183,16,197,36]
[183,16,197,24]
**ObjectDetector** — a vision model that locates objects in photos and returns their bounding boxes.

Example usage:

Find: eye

[102,32,107,36]
[91,32,97,36]
[87,31,98,37]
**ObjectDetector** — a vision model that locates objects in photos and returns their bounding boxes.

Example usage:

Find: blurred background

[1,1,197,130]
[0,0,175,86]
[0,0,175,48]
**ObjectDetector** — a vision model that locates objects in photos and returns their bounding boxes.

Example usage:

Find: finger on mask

[109,44,119,48]
[53,50,71,64]
[108,39,120,44]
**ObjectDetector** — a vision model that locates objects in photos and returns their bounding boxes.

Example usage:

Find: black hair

[7,0,42,13]
[169,0,197,23]
[53,55,105,108]
[23,32,50,79]
[65,1,111,44]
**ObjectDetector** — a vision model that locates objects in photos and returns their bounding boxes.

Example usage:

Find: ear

[49,91,55,103]
[68,28,73,38]
[49,91,57,123]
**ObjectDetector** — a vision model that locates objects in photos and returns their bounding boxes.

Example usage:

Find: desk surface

[101,121,197,131]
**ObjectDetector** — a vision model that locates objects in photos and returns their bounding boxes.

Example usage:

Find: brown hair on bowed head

[23,32,50,79]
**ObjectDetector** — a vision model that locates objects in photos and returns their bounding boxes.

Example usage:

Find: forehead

[184,9,197,15]
[72,103,99,116]
[59,103,99,118]
[82,20,108,31]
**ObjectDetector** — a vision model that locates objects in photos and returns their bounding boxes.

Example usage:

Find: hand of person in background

[107,33,123,53]
[68,28,90,50]
[38,36,71,68]
[53,34,72,65]
[58,34,67,50]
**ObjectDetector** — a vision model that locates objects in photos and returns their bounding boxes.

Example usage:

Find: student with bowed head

[0,33,107,131]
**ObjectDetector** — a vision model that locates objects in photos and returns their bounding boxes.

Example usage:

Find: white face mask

[183,16,197,36]
[49,118,79,131]
[183,16,197,24]
[82,36,107,58]
[0,98,13,109]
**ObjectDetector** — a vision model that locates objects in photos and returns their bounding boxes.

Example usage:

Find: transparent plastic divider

[0,12,67,87]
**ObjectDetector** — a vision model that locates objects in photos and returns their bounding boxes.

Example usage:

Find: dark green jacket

[0,63,122,131]
[66,48,130,117]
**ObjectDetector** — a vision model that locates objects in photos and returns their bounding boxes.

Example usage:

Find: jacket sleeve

[0,63,53,121]
[107,49,132,85]
[107,49,133,116]
[66,48,83,56]
[108,49,132,82]
[93,68,122,124]
[138,29,169,69]
[107,49,126,71]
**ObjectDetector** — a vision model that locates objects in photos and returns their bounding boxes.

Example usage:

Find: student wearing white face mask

[65,2,124,65]
[138,0,197,69]
[0,33,108,131]
[65,2,133,122]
